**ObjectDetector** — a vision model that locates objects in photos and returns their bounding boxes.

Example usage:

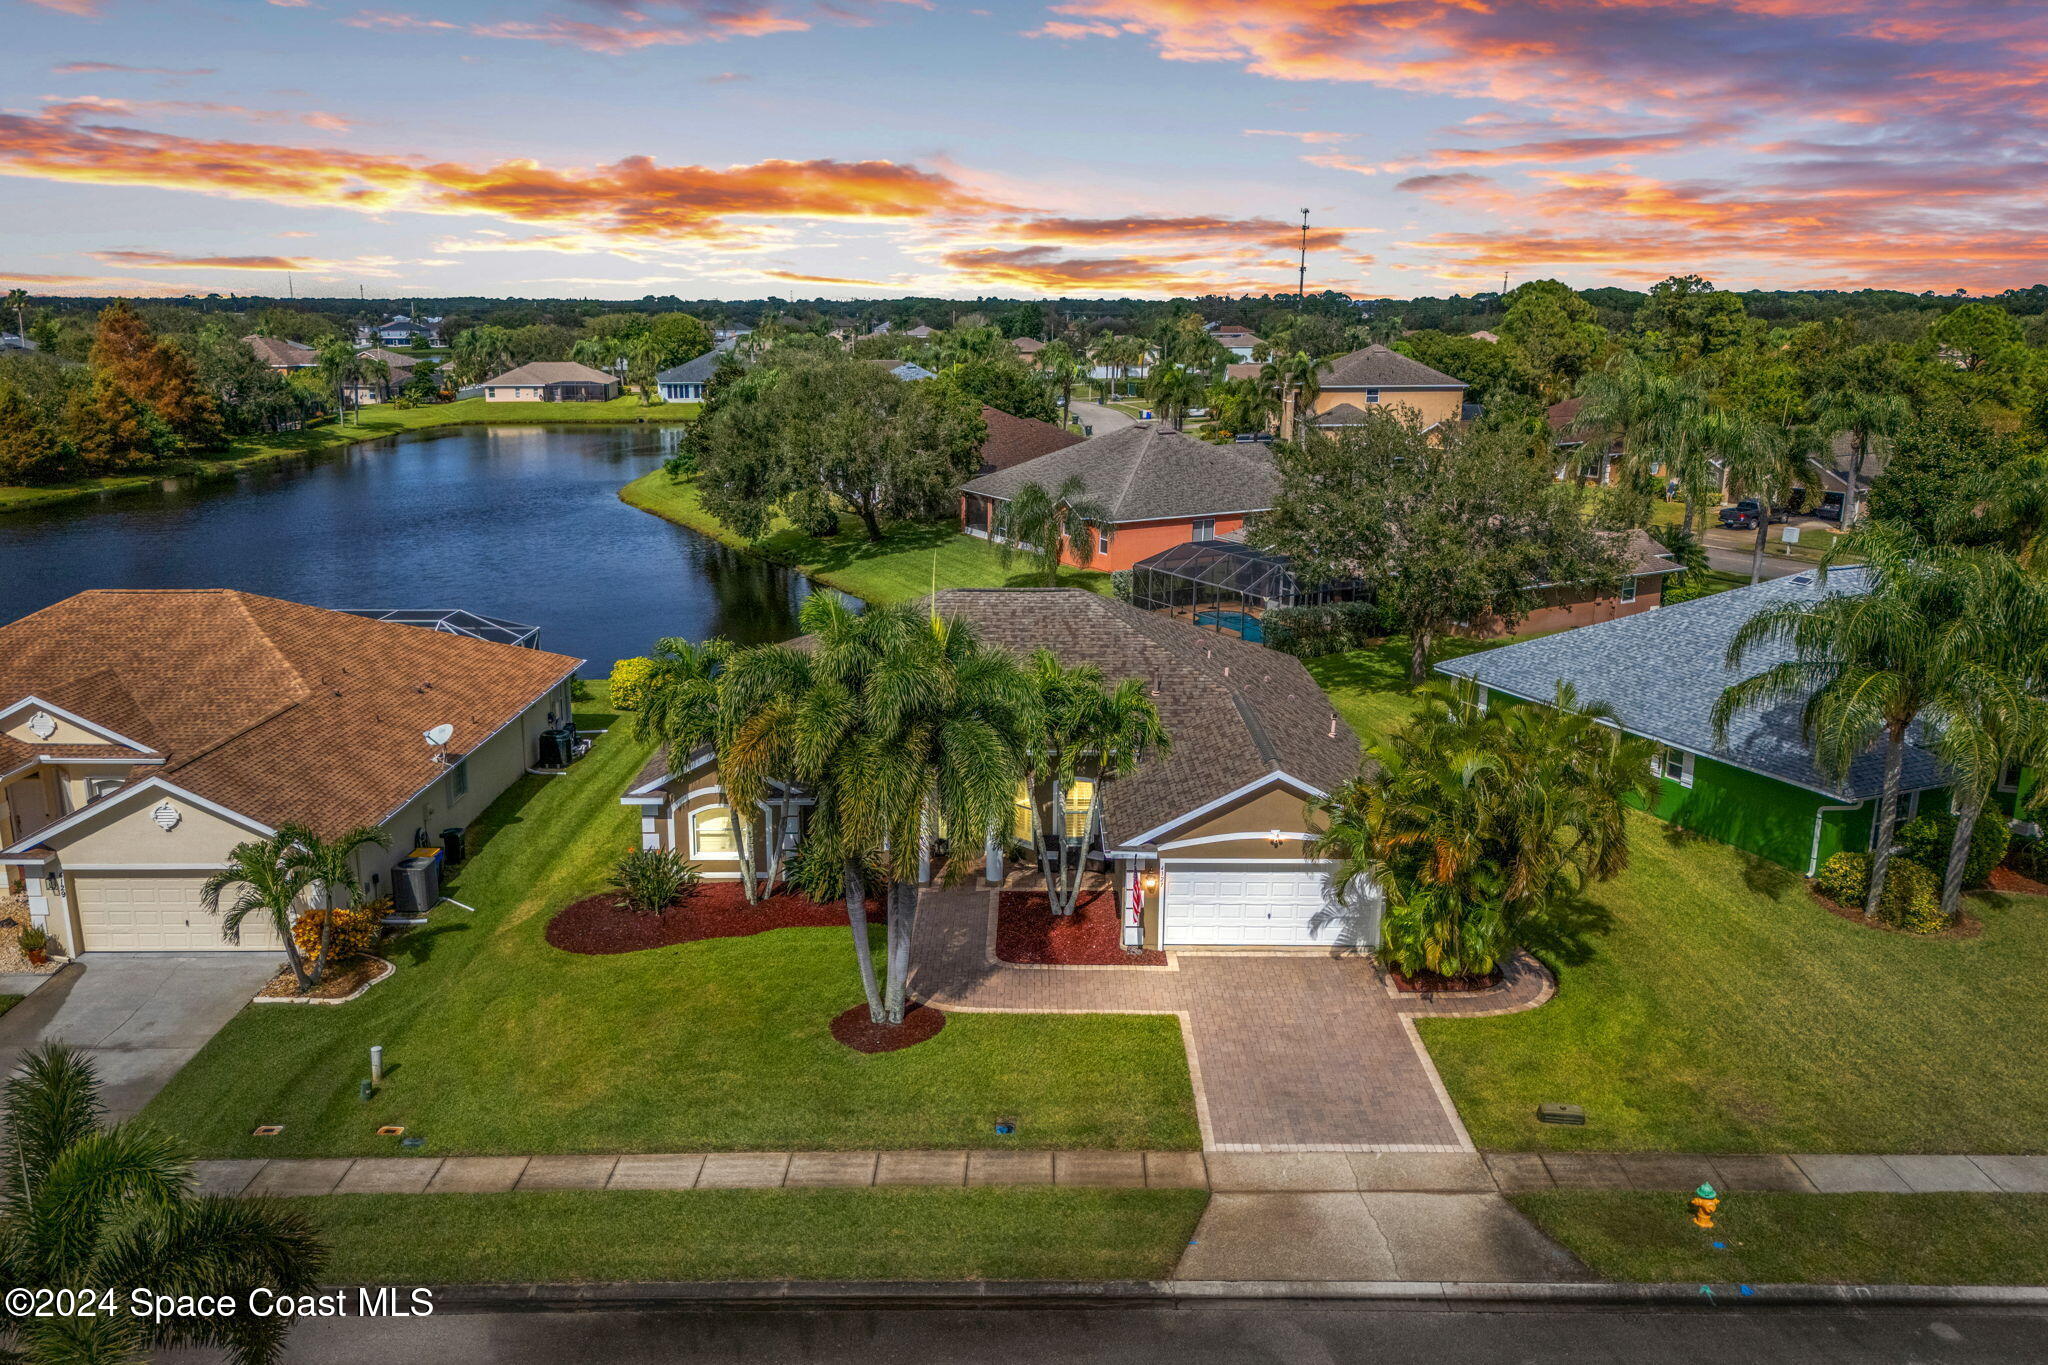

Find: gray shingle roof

[655,350,721,384]
[1309,402,1373,426]
[960,421,1276,522]
[1435,567,1947,800]
[482,361,619,387]
[1318,344,1466,390]
[924,590,1358,845]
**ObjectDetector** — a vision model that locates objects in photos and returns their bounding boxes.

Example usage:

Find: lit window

[692,807,737,856]
[1192,518,1216,542]
[1012,781,1033,841]
[1063,781,1096,840]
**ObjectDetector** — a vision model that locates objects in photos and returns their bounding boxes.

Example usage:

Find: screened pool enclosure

[1129,540,1360,644]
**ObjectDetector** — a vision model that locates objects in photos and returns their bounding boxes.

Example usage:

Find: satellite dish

[423,723,454,747]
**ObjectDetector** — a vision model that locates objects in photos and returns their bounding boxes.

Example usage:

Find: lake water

[0,425,826,669]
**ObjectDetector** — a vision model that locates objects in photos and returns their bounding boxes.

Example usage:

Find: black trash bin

[440,826,465,865]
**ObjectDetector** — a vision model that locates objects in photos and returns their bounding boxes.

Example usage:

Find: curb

[412,1278,2048,1313]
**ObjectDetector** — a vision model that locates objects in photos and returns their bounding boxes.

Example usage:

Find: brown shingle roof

[1317,344,1466,390]
[483,361,618,387]
[0,591,581,841]
[925,590,1358,845]
[961,421,1276,522]
[977,406,1083,475]
[242,335,318,368]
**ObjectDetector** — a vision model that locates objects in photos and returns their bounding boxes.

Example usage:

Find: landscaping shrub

[1815,851,1869,905]
[2007,833,2048,881]
[609,848,699,915]
[1109,570,1134,603]
[1878,859,1949,934]
[1264,600,1392,659]
[608,657,656,711]
[1897,812,2010,889]
[291,901,384,970]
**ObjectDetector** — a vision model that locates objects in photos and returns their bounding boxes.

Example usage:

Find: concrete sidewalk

[190,1148,2048,1199]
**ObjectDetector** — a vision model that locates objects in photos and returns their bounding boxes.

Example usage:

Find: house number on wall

[152,802,181,832]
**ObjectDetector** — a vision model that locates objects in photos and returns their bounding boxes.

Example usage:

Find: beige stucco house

[480,361,620,403]
[623,590,1373,950]
[1279,344,1468,439]
[0,591,581,953]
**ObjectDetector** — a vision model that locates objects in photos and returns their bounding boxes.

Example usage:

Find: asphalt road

[181,1300,2048,1364]
[1703,545,1812,581]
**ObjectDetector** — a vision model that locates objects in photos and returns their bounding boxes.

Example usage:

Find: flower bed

[1991,864,2048,898]
[996,888,1165,966]
[253,957,393,1003]
[829,1001,946,1053]
[1388,966,1502,993]
[546,880,881,956]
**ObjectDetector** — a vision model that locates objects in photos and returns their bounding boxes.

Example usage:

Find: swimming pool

[1194,609,1263,643]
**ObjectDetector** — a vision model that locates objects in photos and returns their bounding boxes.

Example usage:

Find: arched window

[691,807,737,857]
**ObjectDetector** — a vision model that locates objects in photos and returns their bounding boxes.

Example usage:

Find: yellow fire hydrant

[1691,1183,1720,1229]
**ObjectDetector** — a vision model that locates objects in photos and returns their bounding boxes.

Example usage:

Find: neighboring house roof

[1468,330,1500,343]
[482,361,619,387]
[242,335,318,368]
[1611,528,1680,578]
[655,351,722,385]
[377,317,431,334]
[1308,402,1374,426]
[904,325,937,337]
[1224,362,1263,383]
[923,590,1360,847]
[356,348,418,371]
[0,590,582,846]
[1011,337,1045,354]
[866,359,935,381]
[1317,344,1466,390]
[977,406,1083,474]
[960,421,1276,522]
[1546,397,1583,433]
[1435,567,1946,801]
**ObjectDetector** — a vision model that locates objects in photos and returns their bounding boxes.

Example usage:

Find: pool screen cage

[1130,540,1359,640]
[340,607,543,649]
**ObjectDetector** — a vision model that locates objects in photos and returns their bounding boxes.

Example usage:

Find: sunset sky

[3,0,2045,300]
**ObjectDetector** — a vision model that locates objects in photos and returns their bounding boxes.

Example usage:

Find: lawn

[1513,1192,2048,1286]
[0,995,20,1019]
[294,1188,1206,1283]
[141,701,1198,1159]
[1305,631,1548,743]
[1421,810,2048,1153]
[0,397,696,515]
[621,470,1113,607]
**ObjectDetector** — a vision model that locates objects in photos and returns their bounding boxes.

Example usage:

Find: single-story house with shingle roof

[975,406,1082,475]
[623,589,1373,949]
[0,591,581,953]
[1435,568,1950,873]
[481,361,619,403]
[242,335,319,372]
[959,421,1277,572]
[655,350,721,403]
[1282,344,1467,439]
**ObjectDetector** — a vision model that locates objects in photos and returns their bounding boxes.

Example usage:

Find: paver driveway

[911,887,1539,1152]
[0,953,277,1121]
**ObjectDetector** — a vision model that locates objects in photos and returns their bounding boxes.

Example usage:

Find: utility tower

[1297,208,1311,306]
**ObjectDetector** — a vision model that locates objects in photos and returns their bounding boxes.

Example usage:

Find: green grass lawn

[1513,1192,2048,1286]
[1421,810,2048,1153]
[0,995,21,1019]
[0,397,696,515]
[294,1188,1206,1283]
[141,702,1197,1159]
[621,470,1113,607]
[1304,631,1549,743]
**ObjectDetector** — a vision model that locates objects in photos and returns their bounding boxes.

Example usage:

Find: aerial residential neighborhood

[1,2,2046,1363]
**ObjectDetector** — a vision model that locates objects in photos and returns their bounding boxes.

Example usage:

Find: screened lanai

[1130,540,1359,644]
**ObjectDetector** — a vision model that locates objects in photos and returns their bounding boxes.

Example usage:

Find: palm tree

[201,830,317,991]
[635,636,769,900]
[1020,651,1170,916]
[1810,363,1908,531]
[1947,452,2048,570]
[1035,340,1081,427]
[0,1045,324,1365]
[1143,363,1206,430]
[1262,351,1320,436]
[1207,376,1277,436]
[1715,534,1970,919]
[1310,679,1654,979]
[1707,411,1822,583]
[4,288,26,344]
[452,324,514,386]
[993,476,1115,586]
[280,822,389,987]
[1575,354,1713,523]
[314,336,362,424]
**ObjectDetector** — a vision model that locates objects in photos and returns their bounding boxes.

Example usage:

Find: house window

[691,807,738,857]
[446,759,469,803]
[1365,388,1380,403]
[1062,781,1096,841]
[1012,781,1033,841]
[1192,518,1216,542]
[1659,748,1695,789]
[85,777,123,802]
[1097,528,1111,555]
[1620,578,1638,605]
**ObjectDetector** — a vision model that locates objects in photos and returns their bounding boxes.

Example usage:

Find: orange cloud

[939,245,1294,295]
[994,215,1347,252]
[758,269,892,286]
[39,95,351,132]
[86,251,314,269]
[25,0,101,14]
[344,1,914,53]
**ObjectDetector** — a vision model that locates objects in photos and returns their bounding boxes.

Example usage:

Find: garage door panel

[74,874,286,952]
[1162,860,1380,948]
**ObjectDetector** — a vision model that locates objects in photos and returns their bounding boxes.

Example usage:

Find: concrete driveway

[0,953,278,1121]
[1068,400,1136,437]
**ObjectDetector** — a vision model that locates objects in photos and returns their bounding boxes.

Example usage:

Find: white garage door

[74,873,286,952]
[1163,860,1376,947]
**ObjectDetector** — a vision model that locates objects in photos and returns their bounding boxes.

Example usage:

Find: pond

[0,425,827,669]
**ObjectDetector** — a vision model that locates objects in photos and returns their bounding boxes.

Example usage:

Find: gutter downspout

[1808,800,1865,876]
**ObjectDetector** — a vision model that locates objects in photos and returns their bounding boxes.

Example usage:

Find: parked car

[1717,499,1787,530]
[1811,491,1846,522]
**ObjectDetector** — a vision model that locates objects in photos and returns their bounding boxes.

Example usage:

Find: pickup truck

[1717,499,1786,529]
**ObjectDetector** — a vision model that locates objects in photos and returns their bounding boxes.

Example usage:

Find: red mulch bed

[996,887,1165,965]
[830,1001,945,1053]
[1991,864,2048,897]
[1388,967,1502,993]
[546,881,880,956]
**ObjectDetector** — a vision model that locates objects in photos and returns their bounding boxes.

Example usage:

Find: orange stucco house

[958,421,1276,572]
